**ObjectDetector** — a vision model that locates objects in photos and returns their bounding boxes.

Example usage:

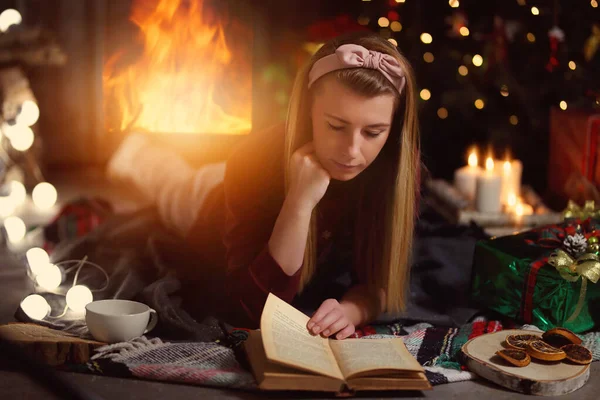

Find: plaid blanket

[80,317,600,391]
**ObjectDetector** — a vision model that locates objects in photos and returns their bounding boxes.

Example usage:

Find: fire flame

[104,0,252,135]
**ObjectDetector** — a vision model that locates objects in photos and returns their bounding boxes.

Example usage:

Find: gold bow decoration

[548,249,600,323]
[562,200,600,220]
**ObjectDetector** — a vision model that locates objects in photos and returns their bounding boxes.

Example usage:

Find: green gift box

[471,220,600,333]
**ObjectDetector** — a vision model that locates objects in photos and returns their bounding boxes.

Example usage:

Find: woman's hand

[307,299,355,340]
[288,142,331,214]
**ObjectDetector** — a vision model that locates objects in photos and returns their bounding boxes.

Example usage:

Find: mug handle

[144,308,158,334]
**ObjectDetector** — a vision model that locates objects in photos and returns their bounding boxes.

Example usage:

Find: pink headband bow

[308,44,406,94]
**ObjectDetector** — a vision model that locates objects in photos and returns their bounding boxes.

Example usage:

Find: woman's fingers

[295,141,315,156]
[311,308,342,336]
[336,324,356,340]
[308,299,339,332]
[322,316,350,338]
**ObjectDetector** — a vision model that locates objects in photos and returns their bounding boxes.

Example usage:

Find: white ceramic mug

[85,299,158,343]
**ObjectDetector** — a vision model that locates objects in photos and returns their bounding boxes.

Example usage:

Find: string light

[4,216,26,243]
[449,0,459,8]
[500,85,509,97]
[423,52,434,63]
[474,99,485,109]
[378,17,390,28]
[26,247,50,276]
[19,256,110,321]
[527,32,536,43]
[592,0,598,7]
[388,38,398,46]
[568,61,577,70]
[472,54,483,67]
[560,101,568,110]
[16,101,40,127]
[390,21,402,32]
[0,196,16,218]
[36,263,62,291]
[9,180,26,207]
[458,65,469,76]
[437,108,449,119]
[32,182,58,210]
[420,33,433,44]
[531,7,539,15]
[9,126,34,151]
[66,285,93,313]
[0,9,22,32]
[510,115,519,125]
[420,89,431,101]
[395,0,405,3]
[20,295,50,320]
[460,27,470,36]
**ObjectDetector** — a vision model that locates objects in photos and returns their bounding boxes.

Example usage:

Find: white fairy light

[0,196,16,217]
[16,100,40,127]
[35,263,62,291]
[20,294,50,320]
[66,285,93,313]
[0,9,22,33]
[4,216,26,242]
[9,125,34,151]
[9,180,26,207]
[26,247,50,276]
[32,182,57,209]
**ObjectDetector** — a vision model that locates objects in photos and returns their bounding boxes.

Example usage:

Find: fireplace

[102,0,256,166]
[18,0,352,167]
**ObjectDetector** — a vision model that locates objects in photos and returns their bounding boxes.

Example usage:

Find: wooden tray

[462,329,590,396]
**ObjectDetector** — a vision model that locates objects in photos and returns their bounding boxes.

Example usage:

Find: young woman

[108,32,420,340]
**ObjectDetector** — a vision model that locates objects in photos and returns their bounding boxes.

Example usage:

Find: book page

[329,338,423,379]
[260,293,343,381]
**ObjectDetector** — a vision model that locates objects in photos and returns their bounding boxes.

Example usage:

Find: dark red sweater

[200,125,357,327]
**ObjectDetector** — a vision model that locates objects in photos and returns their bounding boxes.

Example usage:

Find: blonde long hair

[284,33,420,314]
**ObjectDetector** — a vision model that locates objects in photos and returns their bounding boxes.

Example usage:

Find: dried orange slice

[561,344,592,365]
[496,349,531,367]
[542,327,582,348]
[505,333,541,350]
[527,340,566,361]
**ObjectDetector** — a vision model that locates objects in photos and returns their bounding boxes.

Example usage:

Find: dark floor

[0,168,598,399]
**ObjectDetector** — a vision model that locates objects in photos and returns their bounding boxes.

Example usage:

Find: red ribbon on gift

[520,219,600,323]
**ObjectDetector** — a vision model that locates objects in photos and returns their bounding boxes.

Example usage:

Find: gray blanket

[15,201,484,340]
[16,208,226,342]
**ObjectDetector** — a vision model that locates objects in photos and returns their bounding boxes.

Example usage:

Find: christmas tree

[300,0,600,196]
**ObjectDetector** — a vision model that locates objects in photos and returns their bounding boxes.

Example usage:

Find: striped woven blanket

[82,318,600,390]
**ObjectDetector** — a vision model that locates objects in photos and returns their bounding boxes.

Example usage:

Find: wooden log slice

[462,329,590,396]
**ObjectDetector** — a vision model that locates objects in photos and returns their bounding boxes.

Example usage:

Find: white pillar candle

[454,150,480,200]
[476,158,502,213]
[496,159,523,205]
[508,160,522,198]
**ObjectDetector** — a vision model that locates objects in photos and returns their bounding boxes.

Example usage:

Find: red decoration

[307,14,368,42]
[546,26,565,72]
[387,10,399,21]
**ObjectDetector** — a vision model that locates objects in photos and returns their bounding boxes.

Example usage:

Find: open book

[243,293,432,393]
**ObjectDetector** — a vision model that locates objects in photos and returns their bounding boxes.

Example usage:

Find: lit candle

[454,148,480,200]
[476,157,502,213]
[506,192,517,212]
[496,154,523,204]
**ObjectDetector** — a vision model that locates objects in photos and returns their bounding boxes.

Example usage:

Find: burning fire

[104,0,252,135]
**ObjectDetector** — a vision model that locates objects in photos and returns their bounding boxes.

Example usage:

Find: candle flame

[485,157,494,171]
[503,160,511,173]
[508,193,517,207]
[468,151,478,167]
